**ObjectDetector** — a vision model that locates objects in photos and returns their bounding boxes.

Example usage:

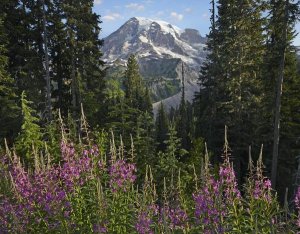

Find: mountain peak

[126,17,183,37]
[103,17,208,112]
[103,17,207,67]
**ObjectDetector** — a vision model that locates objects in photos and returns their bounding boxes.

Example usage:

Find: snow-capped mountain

[103,17,207,68]
[103,17,208,112]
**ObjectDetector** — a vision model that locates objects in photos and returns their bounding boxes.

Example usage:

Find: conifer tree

[0,11,20,143]
[142,87,153,114]
[194,0,222,152]
[124,54,145,109]
[41,0,52,121]
[107,55,155,181]
[107,55,145,142]
[177,63,190,150]
[155,102,169,152]
[156,122,181,186]
[2,0,105,126]
[106,97,140,142]
[62,0,106,124]
[3,0,45,109]
[195,0,266,175]
[135,111,156,182]
[262,0,300,192]
[48,0,71,116]
[16,92,43,166]
[164,122,181,163]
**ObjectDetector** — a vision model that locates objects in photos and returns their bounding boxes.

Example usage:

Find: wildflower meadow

[0,117,300,234]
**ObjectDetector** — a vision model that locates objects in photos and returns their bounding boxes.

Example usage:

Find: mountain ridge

[102,17,207,111]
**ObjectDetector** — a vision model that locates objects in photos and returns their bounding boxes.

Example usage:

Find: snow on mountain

[103,17,207,68]
[102,17,208,113]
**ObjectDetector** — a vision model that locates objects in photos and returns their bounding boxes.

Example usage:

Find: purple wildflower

[93,224,108,233]
[295,187,300,227]
[109,159,136,192]
[136,212,153,234]
[193,177,225,233]
[219,162,241,202]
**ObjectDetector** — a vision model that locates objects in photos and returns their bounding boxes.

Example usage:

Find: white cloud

[125,3,145,11]
[185,8,192,13]
[144,0,153,4]
[170,12,184,21]
[102,13,122,21]
[156,11,164,16]
[202,13,209,19]
[94,0,102,5]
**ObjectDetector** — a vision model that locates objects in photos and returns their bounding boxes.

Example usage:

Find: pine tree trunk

[271,0,289,189]
[71,54,77,117]
[41,0,52,121]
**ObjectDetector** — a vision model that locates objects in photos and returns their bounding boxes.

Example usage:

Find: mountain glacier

[102,17,208,113]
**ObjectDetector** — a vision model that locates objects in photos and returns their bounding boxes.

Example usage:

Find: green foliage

[106,55,155,183]
[260,0,300,195]
[2,0,45,109]
[196,0,266,154]
[135,111,156,183]
[0,14,20,143]
[194,0,300,196]
[15,91,43,166]
[1,0,106,127]
[124,54,143,106]
[188,137,206,175]
[155,123,182,189]
[44,117,61,163]
[176,77,190,151]
[2,110,300,233]
[155,102,169,152]
[106,98,141,143]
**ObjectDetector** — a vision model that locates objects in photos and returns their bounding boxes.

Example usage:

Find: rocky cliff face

[102,17,207,111]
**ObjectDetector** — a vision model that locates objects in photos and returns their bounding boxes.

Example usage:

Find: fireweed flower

[219,162,241,202]
[167,207,188,230]
[3,155,71,232]
[295,187,300,227]
[93,223,108,233]
[109,159,136,192]
[136,211,153,234]
[193,177,225,233]
[61,141,75,161]
[158,205,188,231]
[59,149,94,191]
[0,144,100,232]
[83,145,99,158]
[136,204,159,234]
[252,178,272,202]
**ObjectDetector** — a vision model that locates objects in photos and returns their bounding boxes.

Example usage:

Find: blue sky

[93,0,300,45]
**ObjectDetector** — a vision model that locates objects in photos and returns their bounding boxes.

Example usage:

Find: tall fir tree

[0,7,20,144]
[3,0,45,110]
[62,0,106,125]
[176,63,190,151]
[16,92,43,166]
[195,0,266,179]
[155,122,181,189]
[48,0,71,116]
[262,0,300,193]
[194,0,222,159]
[124,54,145,109]
[155,102,169,152]
[107,54,155,181]
[2,0,106,127]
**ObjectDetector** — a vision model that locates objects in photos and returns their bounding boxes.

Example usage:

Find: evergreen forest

[1,0,300,233]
